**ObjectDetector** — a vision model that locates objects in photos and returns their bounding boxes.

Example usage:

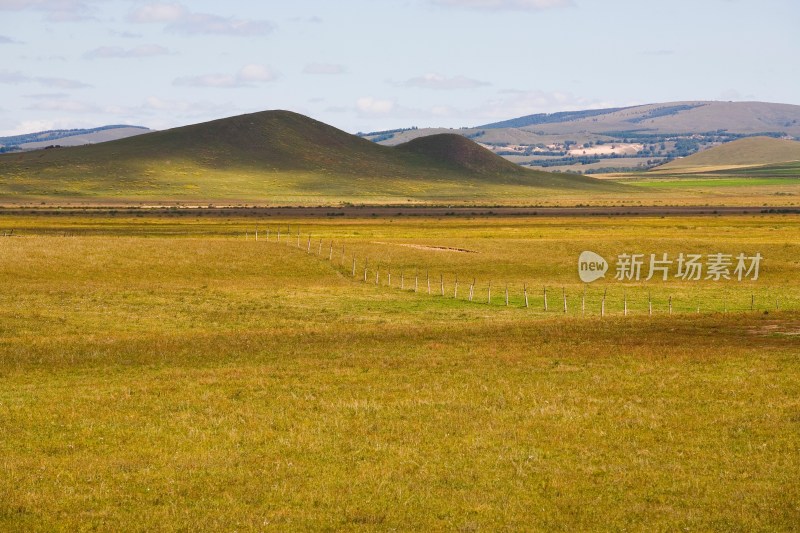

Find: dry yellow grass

[1,214,799,531]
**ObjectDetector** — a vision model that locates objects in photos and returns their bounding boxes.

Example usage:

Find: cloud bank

[128,2,274,36]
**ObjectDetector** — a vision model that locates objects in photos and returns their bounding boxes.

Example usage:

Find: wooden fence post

[488,282,492,305]
[307,236,311,254]
[669,295,672,315]
[364,259,368,282]
[388,267,391,287]
[375,266,379,286]
[440,274,444,297]
[454,275,458,299]
[602,288,607,317]
[751,293,754,311]
[648,291,652,316]
[427,270,431,295]
[329,242,333,261]
[524,283,529,308]
[563,287,567,314]
[352,257,356,277]
[401,271,405,290]
[582,285,586,316]
[469,279,475,302]
[277,229,280,243]
[544,286,548,312]
[255,227,258,241]
[623,289,627,316]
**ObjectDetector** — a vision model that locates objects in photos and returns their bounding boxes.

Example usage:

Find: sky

[1,0,798,136]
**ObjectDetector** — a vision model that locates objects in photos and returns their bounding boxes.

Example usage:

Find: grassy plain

[1,214,799,531]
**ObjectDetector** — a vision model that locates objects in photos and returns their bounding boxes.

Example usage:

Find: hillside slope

[651,137,800,173]
[0,110,620,203]
[0,125,151,151]
[477,101,800,136]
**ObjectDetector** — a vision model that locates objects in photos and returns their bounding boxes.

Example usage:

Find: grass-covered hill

[651,136,800,173]
[397,133,527,176]
[0,110,620,204]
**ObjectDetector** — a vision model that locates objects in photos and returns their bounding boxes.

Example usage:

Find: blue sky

[1,0,798,136]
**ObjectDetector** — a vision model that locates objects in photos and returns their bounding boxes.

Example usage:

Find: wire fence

[250,226,796,317]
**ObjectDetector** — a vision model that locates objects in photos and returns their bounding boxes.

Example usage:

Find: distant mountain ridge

[478,101,800,135]
[0,125,151,152]
[478,107,628,129]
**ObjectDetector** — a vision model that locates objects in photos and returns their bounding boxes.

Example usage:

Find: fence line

[251,228,794,317]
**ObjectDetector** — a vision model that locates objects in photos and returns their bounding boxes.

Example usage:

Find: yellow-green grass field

[1,214,799,531]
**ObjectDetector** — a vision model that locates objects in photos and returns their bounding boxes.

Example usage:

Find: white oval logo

[578,251,608,283]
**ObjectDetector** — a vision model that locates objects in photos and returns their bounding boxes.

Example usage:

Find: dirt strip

[0,205,798,218]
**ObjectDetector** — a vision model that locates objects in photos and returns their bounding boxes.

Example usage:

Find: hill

[397,134,523,175]
[0,125,151,152]
[476,101,800,135]
[0,110,620,204]
[651,136,800,173]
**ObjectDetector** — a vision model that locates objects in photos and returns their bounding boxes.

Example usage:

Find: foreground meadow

[1,214,799,531]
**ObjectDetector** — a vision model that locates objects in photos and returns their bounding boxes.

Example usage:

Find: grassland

[1,213,799,530]
[653,137,800,173]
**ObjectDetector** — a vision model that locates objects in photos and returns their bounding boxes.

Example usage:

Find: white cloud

[127,2,184,22]
[0,0,100,21]
[0,71,28,84]
[0,35,17,44]
[403,73,489,90]
[128,2,274,36]
[356,97,395,115]
[237,64,275,82]
[303,63,346,75]
[0,70,90,89]
[173,65,278,88]
[431,0,573,10]
[110,30,143,39]
[84,44,170,59]
[34,76,91,89]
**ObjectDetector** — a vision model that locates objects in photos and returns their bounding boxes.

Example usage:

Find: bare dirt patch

[372,242,478,253]
[748,321,800,337]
